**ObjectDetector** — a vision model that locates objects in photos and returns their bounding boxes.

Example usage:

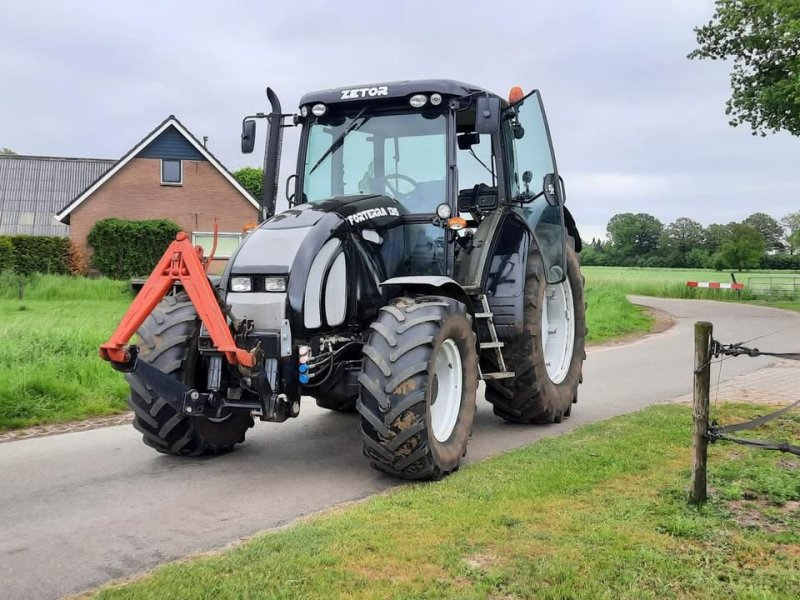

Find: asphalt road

[1,297,798,599]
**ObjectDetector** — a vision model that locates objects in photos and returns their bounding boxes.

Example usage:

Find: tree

[233,167,263,201]
[782,211,800,254]
[714,223,766,270]
[689,0,800,136]
[742,211,784,251]
[606,213,664,263]
[0,147,17,155]
[788,229,800,256]
[660,217,706,266]
[703,223,732,254]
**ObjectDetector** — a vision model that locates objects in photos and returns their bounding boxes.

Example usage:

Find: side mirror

[457,132,480,150]
[542,173,566,207]
[474,96,501,134]
[241,119,256,154]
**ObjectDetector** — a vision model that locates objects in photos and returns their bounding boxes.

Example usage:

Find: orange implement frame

[99,232,256,368]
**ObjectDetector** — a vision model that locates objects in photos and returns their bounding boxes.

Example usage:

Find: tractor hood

[225,194,402,277]
[221,195,399,336]
[306,194,405,231]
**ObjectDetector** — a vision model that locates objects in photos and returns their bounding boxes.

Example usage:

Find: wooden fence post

[690,321,712,505]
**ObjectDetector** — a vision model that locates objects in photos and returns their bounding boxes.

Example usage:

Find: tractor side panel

[482,214,531,341]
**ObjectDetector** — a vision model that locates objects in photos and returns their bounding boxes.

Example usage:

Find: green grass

[0,273,133,431]
[0,271,132,301]
[584,284,653,343]
[88,403,800,599]
[0,299,131,430]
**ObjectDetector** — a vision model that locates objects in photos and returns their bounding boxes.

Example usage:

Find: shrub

[68,241,90,276]
[87,218,180,279]
[0,237,12,272]
[0,235,71,276]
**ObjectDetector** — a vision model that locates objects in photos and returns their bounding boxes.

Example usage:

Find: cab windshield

[302,110,447,214]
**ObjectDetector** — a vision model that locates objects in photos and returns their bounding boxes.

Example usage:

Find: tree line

[582,211,800,271]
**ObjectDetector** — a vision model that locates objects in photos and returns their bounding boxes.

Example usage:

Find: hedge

[0,237,12,272]
[0,235,71,276]
[760,252,800,270]
[87,218,181,279]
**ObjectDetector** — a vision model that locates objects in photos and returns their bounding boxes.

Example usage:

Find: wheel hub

[541,277,575,384]
[430,338,463,442]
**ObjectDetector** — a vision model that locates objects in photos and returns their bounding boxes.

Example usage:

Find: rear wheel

[485,241,586,423]
[357,296,478,480]
[126,293,253,455]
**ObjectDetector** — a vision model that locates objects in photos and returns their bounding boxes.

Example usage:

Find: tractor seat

[458,183,498,213]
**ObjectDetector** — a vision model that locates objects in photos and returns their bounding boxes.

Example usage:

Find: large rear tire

[485,241,586,424]
[126,293,253,455]
[357,296,478,480]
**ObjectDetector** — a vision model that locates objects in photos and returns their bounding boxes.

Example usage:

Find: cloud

[0,0,797,235]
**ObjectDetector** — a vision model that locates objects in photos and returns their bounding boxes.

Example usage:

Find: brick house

[56,115,260,271]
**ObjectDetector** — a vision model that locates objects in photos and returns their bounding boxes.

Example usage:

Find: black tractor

[109,80,586,480]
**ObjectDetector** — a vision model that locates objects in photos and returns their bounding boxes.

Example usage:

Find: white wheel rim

[541,277,575,384]
[430,338,463,443]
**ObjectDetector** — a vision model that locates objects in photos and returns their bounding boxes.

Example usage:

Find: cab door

[503,90,566,283]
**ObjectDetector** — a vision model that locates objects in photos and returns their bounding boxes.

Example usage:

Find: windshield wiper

[308,106,369,175]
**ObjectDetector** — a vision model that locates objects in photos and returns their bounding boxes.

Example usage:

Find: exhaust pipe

[261,87,283,221]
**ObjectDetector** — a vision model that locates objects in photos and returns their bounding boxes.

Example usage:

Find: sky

[1,0,797,241]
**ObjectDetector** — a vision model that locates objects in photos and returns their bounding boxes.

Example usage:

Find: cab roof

[298,79,504,107]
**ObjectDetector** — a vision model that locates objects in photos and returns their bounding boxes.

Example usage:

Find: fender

[563,206,582,252]
[380,276,474,314]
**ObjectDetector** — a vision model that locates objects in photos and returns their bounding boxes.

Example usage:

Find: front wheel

[357,296,478,480]
[126,293,253,455]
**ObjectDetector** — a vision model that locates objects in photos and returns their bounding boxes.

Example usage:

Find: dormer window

[161,159,182,185]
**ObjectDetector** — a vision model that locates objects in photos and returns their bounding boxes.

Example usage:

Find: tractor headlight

[230,276,252,292]
[263,277,287,292]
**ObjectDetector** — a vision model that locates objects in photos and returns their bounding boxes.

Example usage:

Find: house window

[161,159,182,185]
[192,232,242,259]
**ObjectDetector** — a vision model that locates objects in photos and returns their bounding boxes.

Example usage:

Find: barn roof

[0,155,114,236]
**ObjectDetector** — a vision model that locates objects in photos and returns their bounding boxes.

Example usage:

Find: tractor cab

[242,80,573,286]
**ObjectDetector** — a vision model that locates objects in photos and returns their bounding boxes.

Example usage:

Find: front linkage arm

[99,232,260,414]
[100,231,256,369]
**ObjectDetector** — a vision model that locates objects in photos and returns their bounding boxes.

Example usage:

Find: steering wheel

[384,173,419,197]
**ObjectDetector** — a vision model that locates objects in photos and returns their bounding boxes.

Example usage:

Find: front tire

[126,293,253,456]
[357,296,478,480]
[485,241,586,424]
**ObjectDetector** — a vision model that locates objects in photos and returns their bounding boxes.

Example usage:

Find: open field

[584,266,800,311]
[85,403,800,599]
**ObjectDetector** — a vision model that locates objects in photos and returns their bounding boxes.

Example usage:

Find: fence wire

[704,340,800,456]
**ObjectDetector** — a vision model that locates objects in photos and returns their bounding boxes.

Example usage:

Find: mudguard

[380,276,474,314]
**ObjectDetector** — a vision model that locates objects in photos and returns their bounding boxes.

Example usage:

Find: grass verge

[584,284,653,343]
[88,403,800,600]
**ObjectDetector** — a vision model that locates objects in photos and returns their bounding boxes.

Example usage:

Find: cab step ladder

[475,294,515,380]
